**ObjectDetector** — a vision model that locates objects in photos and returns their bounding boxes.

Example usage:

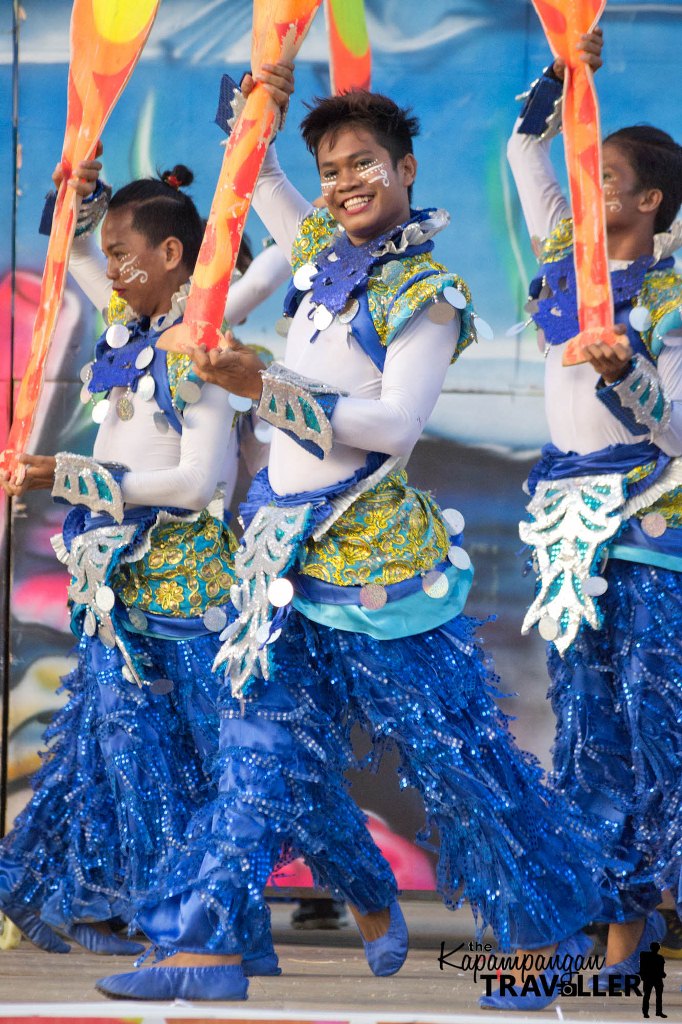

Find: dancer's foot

[480,931,593,1011]
[351,902,408,976]
[66,921,145,956]
[95,962,248,1001]
[153,951,241,967]
[600,912,665,982]
[0,904,70,953]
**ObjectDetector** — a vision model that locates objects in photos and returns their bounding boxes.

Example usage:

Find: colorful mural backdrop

[0,0,680,886]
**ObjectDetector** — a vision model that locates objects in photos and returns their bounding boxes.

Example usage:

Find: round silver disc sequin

[128,607,148,630]
[584,576,609,597]
[177,379,202,405]
[254,420,273,444]
[266,628,282,645]
[293,263,317,291]
[150,678,174,695]
[443,286,467,310]
[153,411,169,434]
[427,300,456,325]
[275,316,291,337]
[106,323,129,349]
[230,584,242,610]
[84,609,97,637]
[338,298,359,324]
[641,511,667,538]
[135,346,155,370]
[228,393,253,413]
[95,585,115,612]
[79,362,94,385]
[203,606,228,633]
[256,622,272,645]
[359,583,388,610]
[474,315,494,341]
[629,305,652,333]
[267,578,294,608]
[448,546,471,571]
[442,507,465,536]
[92,399,110,424]
[116,395,134,421]
[521,479,531,496]
[219,620,241,643]
[538,615,559,641]
[506,321,529,337]
[80,383,92,405]
[137,375,156,402]
[422,570,450,599]
[313,305,334,331]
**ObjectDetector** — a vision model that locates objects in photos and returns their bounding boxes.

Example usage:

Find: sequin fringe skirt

[0,628,222,930]
[139,609,603,955]
[547,559,682,921]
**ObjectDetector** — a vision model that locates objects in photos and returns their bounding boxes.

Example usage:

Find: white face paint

[118,253,149,285]
[604,184,623,214]
[320,178,336,197]
[358,160,390,187]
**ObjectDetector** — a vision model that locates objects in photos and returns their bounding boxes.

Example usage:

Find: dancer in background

[0,161,273,968]
[508,26,682,992]
[97,63,606,1008]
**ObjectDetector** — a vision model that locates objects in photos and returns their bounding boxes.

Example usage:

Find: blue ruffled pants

[0,628,221,931]
[547,559,682,921]
[139,610,603,954]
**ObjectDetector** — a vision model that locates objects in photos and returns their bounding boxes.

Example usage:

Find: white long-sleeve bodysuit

[251,146,461,496]
[507,124,682,457]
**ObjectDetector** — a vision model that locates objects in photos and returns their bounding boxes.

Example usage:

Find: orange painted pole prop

[531,0,616,366]
[0,0,159,477]
[325,0,371,94]
[158,0,323,357]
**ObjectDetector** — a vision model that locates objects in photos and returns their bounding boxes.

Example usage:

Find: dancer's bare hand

[553,26,603,81]
[193,338,265,400]
[52,140,103,197]
[242,61,294,113]
[0,454,56,497]
[584,330,632,384]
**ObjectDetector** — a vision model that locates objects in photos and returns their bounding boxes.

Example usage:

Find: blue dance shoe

[598,910,666,984]
[361,902,408,977]
[243,937,281,976]
[480,931,592,1011]
[95,963,248,1001]
[66,923,145,956]
[1,904,70,953]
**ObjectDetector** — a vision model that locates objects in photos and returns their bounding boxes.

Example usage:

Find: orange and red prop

[531,0,615,366]
[0,0,159,477]
[158,0,323,357]
[325,0,371,94]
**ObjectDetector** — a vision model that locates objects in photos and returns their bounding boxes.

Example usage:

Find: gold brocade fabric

[298,471,449,586]
[113,511,238,617]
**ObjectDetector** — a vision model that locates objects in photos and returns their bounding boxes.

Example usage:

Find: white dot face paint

[358,160,390,187]
[603,183,623,214]
[118,253,150,285]
[320,178,336,197]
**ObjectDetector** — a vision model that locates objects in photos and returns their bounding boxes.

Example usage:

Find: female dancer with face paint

[0,157,284,965]
[506,27,682,1000]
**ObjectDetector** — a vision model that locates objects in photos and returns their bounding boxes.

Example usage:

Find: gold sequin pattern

[114,511,238,616]
[165,352,195,404]
[540,218,574,264]
[299,471,449,586]
[291,210,336,271]
[638,267,682,357]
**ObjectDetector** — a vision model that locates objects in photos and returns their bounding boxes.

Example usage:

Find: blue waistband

[240,453,387,530]
[527,441,670,497]
[293,557,452,605]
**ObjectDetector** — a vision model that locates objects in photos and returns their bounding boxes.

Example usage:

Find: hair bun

[161,164,194,189]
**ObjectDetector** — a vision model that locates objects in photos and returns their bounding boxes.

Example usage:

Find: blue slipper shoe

[95,964,248,1001]
[243,946,281,976]
[599,910,666,983]
[66,923,145,956]
[480,931,593,1011]
[361,902,408,977]
[1,904,70,953]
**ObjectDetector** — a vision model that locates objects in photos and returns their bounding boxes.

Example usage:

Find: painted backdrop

[0,0,679,888]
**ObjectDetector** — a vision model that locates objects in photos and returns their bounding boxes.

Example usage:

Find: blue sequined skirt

[139,609,603,954]
[547,558,682,921]
[0,628,222,930]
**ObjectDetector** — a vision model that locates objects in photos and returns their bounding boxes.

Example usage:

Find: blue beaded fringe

[548,559,682,921]
[140,609,605,954]
[0,628,223,931]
